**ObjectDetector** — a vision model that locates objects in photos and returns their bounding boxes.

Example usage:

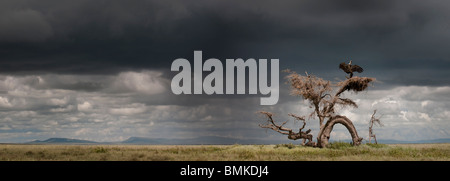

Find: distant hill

[24,137,450,145]
[376,138,450,144]
[27,138,97,144]
[121,136,284,145]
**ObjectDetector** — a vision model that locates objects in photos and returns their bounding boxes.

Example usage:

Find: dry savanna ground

[0,143,448,161]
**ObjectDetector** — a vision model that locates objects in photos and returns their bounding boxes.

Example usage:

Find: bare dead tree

[368,110,383,144]
[258,62,375,148]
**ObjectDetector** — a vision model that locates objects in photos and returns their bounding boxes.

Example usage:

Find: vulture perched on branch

[339,60,363,78]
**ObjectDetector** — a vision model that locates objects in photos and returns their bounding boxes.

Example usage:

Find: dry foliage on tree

[259,61,376,148]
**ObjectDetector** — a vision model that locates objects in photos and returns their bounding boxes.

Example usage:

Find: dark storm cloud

[0,0,449,86]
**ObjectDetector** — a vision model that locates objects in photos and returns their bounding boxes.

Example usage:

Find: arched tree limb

[317,115,363,148]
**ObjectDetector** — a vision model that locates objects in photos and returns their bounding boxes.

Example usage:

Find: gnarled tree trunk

[317,115,363,148]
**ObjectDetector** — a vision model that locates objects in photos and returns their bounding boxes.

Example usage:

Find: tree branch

[258,111,314,146]
[259,111,293,135]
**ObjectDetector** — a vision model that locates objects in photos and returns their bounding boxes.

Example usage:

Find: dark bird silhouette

[339,60,363,78]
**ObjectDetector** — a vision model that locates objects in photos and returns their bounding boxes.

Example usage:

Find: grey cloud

[2,71,167,94]
[0,9,52,42]
[0,70,170,142]
[0,70,266,142]
[0,70,449,142]
[0,0,448,87]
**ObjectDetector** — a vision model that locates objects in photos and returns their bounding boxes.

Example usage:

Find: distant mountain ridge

[121,136,274,145]
[27,138,97,144]
[24,136,450,145]
[375,138,450,144]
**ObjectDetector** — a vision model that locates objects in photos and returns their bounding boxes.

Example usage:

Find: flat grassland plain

[0,143,448,161]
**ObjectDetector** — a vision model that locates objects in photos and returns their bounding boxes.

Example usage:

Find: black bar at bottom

[0,161,446,180]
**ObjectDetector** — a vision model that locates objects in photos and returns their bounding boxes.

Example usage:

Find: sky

[0,0,449,143]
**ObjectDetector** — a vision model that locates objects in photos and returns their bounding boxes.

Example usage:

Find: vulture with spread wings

[339,60,363,78]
